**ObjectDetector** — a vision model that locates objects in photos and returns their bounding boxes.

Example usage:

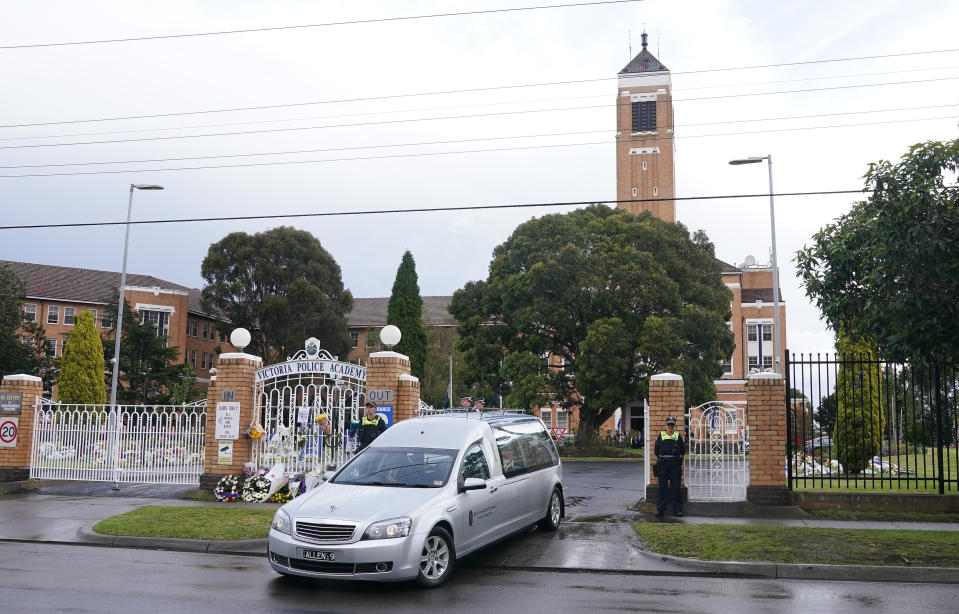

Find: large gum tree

[449,205,734,442]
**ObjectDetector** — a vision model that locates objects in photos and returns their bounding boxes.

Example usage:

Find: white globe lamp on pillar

[380,325,401,351]
[230,328,252,353]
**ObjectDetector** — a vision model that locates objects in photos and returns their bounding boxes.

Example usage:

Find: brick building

[344,296,456,365]
[610,34,787,433]
[2,261,235,396]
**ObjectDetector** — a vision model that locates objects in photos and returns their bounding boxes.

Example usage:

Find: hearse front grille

[294,521,356,543]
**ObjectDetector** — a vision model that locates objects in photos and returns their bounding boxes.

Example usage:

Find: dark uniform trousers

[657,462,683,514]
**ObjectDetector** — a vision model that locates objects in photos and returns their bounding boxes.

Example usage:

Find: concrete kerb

[75,523,267,555]
[654,550,959,584]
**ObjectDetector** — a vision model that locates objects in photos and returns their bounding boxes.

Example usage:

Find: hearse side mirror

[461,477,487,492]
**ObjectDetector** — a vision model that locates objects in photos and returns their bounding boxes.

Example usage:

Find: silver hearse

[268,411,564,587]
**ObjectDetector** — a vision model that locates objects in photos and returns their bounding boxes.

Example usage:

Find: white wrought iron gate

[30,399,206,485]
[684,402,747,501]
[253,338,367,476]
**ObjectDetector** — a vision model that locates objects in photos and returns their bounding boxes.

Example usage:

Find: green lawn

[793,447,959,493]
[94,506,275,540]
[634,523,959,567]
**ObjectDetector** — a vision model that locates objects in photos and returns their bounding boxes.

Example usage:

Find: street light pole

[108,184,163,488]
[729,155,782,374]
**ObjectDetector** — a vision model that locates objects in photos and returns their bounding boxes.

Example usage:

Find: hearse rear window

[494,421,559,478]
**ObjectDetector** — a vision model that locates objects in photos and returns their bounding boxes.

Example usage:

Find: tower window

[631,101,656,132]
[642,161,647,171]
[653,187,658,196]
[632,188,638,197]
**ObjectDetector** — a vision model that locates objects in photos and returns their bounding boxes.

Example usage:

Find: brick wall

[199,353,262,491]
[0,375,42,482]
[745,372,790,505]
[646,373,685,500]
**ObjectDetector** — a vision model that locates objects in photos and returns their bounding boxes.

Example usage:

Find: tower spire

[641,30,648,49]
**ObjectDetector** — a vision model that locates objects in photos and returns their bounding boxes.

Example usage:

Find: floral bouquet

[242,470,273,502]
[269,490,293,504]
[214,475,241,502]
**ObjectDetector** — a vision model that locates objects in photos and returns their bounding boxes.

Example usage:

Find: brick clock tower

[615,32,675,222]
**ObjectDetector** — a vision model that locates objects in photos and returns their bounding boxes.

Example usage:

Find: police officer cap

[665,416,677,425]
[364,401,377,408]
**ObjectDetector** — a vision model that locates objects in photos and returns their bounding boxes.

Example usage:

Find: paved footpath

[2,482,958,584]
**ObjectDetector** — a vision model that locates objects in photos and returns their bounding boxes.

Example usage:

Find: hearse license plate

[303,549,336,561]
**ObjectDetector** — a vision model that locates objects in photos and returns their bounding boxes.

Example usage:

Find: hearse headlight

[362,517,411,540]
[271,509,292,535]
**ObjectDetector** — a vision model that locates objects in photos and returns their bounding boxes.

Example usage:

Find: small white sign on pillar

[215,402,241,440]
[217,440,234,465]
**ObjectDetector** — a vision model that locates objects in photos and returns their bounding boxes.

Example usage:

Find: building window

[747,324,757,342]
[202,322,209,340]
[23,303,37,322]
[721,358,733,375]
[631,187,638,197]
[541,407,553,428]
[184,351,189,364]
[88,309,98,327]
[366,329,380,349]
[190,350,197,366]
[22,337,34,347]
[631,100,656,132]
[191,319,199,337]
[45,339,57,358]
[219,332,226,343]
[762,325,772,342]
[139,310,171,339]
[652,186,658,196]
[642,161,648,171]
[556,409,569,430]
[47,305,59,325]
[748,356,759,371]
[350,331,359,349]
[200,352,207,370]
[64,307,76,326]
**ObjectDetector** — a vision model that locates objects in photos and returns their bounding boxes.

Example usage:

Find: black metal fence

[785,352,958,493]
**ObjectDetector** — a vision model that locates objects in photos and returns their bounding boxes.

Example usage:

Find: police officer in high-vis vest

[653,416,686,517]
[356,401,388,452]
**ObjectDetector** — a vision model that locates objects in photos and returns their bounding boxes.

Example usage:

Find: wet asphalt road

[2,541,956,614]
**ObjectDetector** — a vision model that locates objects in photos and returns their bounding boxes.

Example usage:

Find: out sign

[0,417,18,447]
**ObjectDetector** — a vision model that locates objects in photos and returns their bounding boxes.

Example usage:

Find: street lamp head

[132,184,164,190]
[729,158,764,165]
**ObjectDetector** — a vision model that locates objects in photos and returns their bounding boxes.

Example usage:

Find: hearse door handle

[489,487,498,493]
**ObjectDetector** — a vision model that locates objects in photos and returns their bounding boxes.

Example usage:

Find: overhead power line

[2,47,958,129]
[2,75,957,152]
[0,0,644,49]
[3,103,957,171]
[0,114,953,179]
[0,190,871,231]
[5,64,957,143]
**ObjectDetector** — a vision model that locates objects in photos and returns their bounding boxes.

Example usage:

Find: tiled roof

[1,260,191,304]
[741,288,784,303]
[719,259,742,273]
[348,296,454,327]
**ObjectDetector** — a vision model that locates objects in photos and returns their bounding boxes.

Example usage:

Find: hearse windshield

[332,447,458,488]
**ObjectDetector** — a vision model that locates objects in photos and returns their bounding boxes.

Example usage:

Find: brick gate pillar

[645,373,686,502]
[0,375,43,482]
[745,372,790,505]
[366,351,420,423]
[199,352,262,492]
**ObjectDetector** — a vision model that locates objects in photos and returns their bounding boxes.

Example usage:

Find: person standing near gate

[356,401,388,452]
[653,416,686,517]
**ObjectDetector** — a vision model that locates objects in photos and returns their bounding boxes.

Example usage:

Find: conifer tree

[58,311,106,404]
[834,329,885,473]
[387,251,428,378]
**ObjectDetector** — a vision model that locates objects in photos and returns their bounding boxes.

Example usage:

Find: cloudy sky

[1,0,957,357]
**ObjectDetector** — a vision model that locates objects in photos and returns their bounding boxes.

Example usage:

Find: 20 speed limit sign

[0,417,18,447]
